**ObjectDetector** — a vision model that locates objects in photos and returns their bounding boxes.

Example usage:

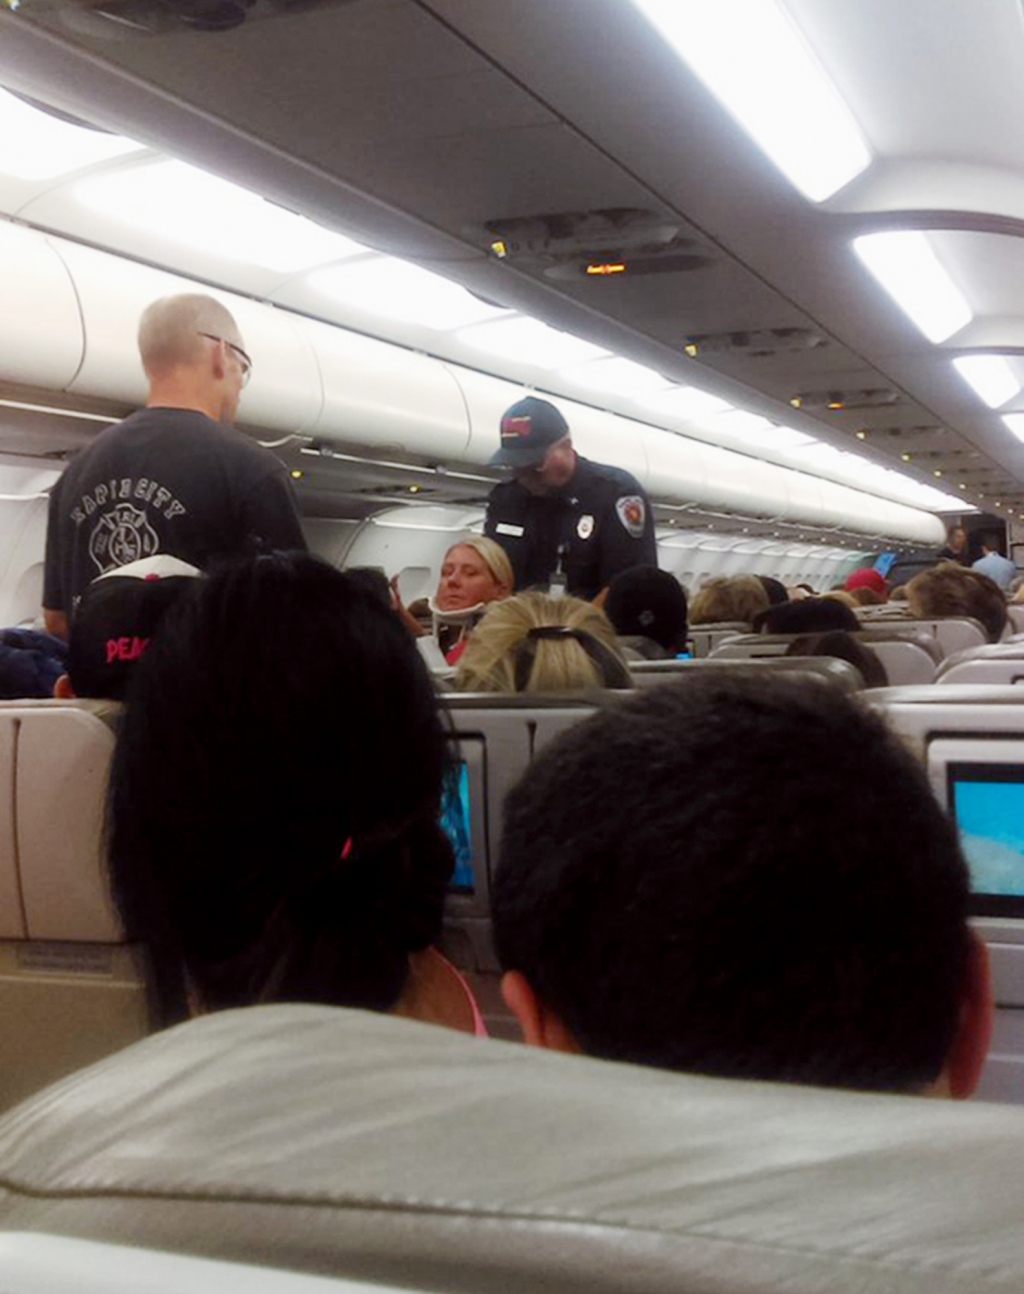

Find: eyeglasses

[198,332,253,386]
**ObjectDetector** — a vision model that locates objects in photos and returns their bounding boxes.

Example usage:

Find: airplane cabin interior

[3,2,1024,1290]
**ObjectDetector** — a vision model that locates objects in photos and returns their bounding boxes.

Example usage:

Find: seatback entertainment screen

[948,761,1024,917]
[441,759,475,893]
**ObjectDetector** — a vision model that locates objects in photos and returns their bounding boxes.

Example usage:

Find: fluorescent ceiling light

[637,386,732,419]
[853,232,973,344]
[309,257,508,330]
[629,0,870,202]
[1002,414,1024,443]
[559,356,668,395]
[75,160,366,274]
[0,88,142,180]
[952,355,1021,409]
[456,317,609,368]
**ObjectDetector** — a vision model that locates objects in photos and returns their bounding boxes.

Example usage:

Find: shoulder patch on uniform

[615,495,646,539]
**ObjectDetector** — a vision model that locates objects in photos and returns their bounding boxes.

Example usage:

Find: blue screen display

[951,774,1024,897]
[440,760,474,892]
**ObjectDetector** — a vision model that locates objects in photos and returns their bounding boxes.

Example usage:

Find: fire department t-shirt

[43,407,307,615]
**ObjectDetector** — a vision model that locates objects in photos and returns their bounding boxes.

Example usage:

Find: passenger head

[907,565,1008,643]
[785,631,889,688]
[689,576,770,627]
[845,567,887,599]
[0,629,66,699]
[847,585,884,607]
[435,537,513,613]
[107,552,453,1027]
[454,591,631,693]
[755,596,859,635]
[756,575,788,606]
[945,524,968,556]
[138,293,250,422]
[495,675,990,1095]
[979,531,1001,556]
[605,566,688,654]
[490,397,576,494]
[57,555,200,701]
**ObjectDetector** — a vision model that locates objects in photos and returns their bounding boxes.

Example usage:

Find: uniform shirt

[44,407,306,616]
[485,456,657,600]
[972,551,1017,590]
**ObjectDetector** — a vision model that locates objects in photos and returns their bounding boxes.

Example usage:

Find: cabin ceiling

[1,0,1024,522]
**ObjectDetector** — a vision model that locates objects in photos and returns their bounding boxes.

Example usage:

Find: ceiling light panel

[629,0,871,202]
[74,160,366,274]
[456,317,610,368]
[952,355,1022,409]
[852,232,973,343]
[559,356,669,395]
[0,88,142,181]
[637,386,733,418]
[1002,414,1024,444]
[309,258,509,330]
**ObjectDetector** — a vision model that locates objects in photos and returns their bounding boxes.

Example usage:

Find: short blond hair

[444,536,514,593]
[138,294,243,378]
[454,591,630,693]
[689,576,770,627]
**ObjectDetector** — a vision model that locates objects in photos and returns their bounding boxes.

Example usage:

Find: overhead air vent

[684,328,827,358]
[790,389,901,411]
[483,209,694,272]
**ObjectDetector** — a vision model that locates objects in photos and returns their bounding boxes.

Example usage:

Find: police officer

[485,397,657,599]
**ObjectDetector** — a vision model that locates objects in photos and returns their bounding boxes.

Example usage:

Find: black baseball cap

[490,397,570,469]
[67,555,200,700]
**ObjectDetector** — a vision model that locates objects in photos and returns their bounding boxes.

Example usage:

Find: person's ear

[501,970,581,1053]
[53,673,75,699]
[942,930,993,1099]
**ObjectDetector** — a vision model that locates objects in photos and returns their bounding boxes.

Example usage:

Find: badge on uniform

[577,514,595,540]
[615,495,646,538]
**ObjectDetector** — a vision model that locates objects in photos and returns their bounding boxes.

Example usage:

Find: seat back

[871,685,1024,1104]
[687,622,749,657]
[709,630,939,684]
[937,643,1024,686]
[440,693,612,1034]
[5,1004,1024,1294]
[628,656,864,692]
[0,700,148,1112]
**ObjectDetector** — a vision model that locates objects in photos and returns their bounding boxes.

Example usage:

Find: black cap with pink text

[67,555,200,700]
[490,397,570,469]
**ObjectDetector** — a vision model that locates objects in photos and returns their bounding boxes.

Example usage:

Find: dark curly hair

[108,551,453,1026]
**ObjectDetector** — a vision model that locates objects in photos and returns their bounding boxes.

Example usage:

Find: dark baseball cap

[490,397,570,469]
[67,555,200,700]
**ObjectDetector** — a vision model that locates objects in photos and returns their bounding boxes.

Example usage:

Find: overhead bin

[306,321,469,460]
[0,223,949,546]
[643,425,710,505]
[48,236,322,433]
[446,365,527,469]
[0,224,83,391]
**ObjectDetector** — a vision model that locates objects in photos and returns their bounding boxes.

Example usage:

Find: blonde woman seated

[393,536,513,666]
[455,591,632,693]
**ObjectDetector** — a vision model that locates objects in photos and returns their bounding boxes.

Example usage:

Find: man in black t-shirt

[484,397,657,600]
[43,294,306,639]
